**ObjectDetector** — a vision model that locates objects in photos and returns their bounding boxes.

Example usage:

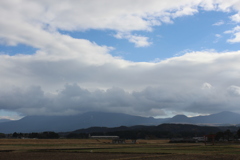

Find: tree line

[0,124,240,140]
[4,131,60,139]
[66,128,240,140]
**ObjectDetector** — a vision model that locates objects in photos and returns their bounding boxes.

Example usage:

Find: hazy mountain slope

[0,111,239,134]
[0,119,12,123]
[165,111,240,125]
[191,111,240,124]
[0,112,165,133]
[165,115,193,123]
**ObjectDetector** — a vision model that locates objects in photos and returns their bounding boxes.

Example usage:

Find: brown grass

[1,139,240,160]
[0,138,112,145]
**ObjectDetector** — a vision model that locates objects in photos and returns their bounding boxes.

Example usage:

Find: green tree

[237,128,240,139]
[0,133,5,138]
[12,132,18,138]
[224,129,232,141]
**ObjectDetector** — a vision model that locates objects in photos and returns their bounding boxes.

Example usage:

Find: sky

[1,0,240,120]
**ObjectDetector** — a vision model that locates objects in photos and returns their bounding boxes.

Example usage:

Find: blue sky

[2,10,238,62]
[1,1,240,119]
[53,11,238,62]
[0,10,239,62]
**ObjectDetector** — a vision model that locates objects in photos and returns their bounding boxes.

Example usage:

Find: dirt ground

[1,139,240,160]
[0,152,239,160]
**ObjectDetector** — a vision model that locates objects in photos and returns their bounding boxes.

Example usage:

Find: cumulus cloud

[213,34,222,43]
[1,79,240,117]
[1,0,240,117]
[230,12,240,23]
[1,0,239,47]
[1,50,240,116]
[201,83,212,90]
[171,6,198,18]
[227,85,240,96]
[225,26,240,43]
[213,20,224,26]
[114,32,152,47]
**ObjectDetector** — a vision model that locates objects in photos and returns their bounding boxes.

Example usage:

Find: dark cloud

[0,82,240,117]
[1,51,240,117]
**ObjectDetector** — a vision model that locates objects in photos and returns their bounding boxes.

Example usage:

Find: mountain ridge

[0,112,166,133]
[0,111,239,133]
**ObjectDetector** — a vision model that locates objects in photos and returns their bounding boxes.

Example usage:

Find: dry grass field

[1,139,240,160]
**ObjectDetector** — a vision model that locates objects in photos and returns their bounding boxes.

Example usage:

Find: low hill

[68,123,221,139]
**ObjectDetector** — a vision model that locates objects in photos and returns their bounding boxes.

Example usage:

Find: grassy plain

[1,139,240,160]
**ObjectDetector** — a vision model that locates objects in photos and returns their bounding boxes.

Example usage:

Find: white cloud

[201,83,212,90]
[171,6,198,18]
[1,0,240,47]
[215,34,222,38]
[230,12,240,23]
[213,20,224,26]
[227,85,240,96]
[114,32,152,47]
[1,50,240,116]
[150,58,162,63]
[214,34,222,43]
[128,35,152,47]
[225,25,240,43]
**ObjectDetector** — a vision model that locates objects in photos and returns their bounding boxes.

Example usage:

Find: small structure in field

[193,137,205,142]
[89,135,119,139]
[131,139,137,144]
[204,134,216,145]
[112,139,125,144]
[169,137,206,143]
[169,138,196,143]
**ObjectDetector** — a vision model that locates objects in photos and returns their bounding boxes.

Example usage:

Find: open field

[1,139,240,160]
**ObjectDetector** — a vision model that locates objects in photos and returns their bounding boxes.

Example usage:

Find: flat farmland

[1,139,240,160]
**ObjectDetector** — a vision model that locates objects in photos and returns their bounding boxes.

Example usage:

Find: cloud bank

[1,50,240,117]
[0,0,240,117]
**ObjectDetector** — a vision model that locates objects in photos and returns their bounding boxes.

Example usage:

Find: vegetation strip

[0,150,14,152]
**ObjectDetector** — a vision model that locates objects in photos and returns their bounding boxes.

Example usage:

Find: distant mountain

[0,111,239,134]
[191,111,240,124]
[164,111,240,125]
[0,119,12,123]
[166,115,193,123]
[162,111,240,125]
[0,112,166,133]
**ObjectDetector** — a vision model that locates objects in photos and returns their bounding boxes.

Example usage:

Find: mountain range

[0,111,239,133]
